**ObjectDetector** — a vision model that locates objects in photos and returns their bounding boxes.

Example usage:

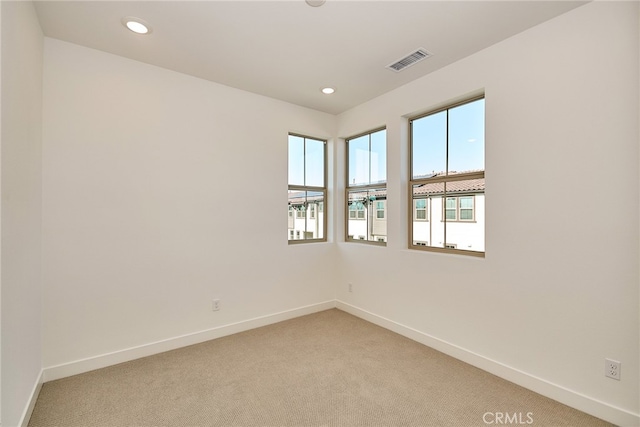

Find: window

[443,196,475,222]
[296,206,305,219]
[414,199,428,221]
[288,134,326,243]
[288,206,294,229]
[409,96,485,256]
[349,201,366,220]
[376,201,385,219]
[346,128,387,244]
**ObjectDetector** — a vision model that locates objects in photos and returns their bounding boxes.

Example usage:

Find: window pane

[288,135,305,186]
[460,209,473,220]
[288,190,324,240]
[459,196,473,209]
[444,181,484,252]
[370,129,386,184]
[288,189,304,240]
[412,185,444,248]
[347,189,386,242]
[305,191,324,240]
[376,201,385,219]
[347,190,367,240]
[412,111,447,179]
[305,138,324,187]
[445,197,457,221]
[348,135,370,186]
[448,99,485,174]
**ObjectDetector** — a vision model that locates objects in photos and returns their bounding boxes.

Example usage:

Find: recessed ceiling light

[122,17,152,35]
[306,0,326,7]
[321,87,335,95]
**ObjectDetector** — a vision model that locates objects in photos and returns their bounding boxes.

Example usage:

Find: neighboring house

[288,191,325,240]
[411,175,485,251]
[347,188,387,243]
[289,173,484,250]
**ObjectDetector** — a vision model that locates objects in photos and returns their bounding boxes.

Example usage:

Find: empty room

[2,1,639,426]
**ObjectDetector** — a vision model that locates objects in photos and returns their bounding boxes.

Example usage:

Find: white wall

[42,39,336,370]
[18,2,639,426]
[1,2,44,426]
[336,2,639,425]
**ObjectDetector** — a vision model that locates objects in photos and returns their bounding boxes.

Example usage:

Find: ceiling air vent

[386,48,432,72]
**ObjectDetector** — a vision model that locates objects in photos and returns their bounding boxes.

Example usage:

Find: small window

[346,127,387,244]
[414,199,428,221]
[442,196,475,222]
[296,206,306,219]
[288,134,327,243]
[349,201,366,220]
[376,201,385,219]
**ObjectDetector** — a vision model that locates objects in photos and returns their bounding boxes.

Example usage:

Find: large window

[346,128,387,244]
[409,96,485,256]
[288,134,326,243]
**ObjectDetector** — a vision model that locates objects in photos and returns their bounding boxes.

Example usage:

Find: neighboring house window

[376,201,385,219]
[346,127,387,244]
[443,196,475,222]
[349,201,366,220]
[414,199,428,221]
[409,96,485,256]
[288,134,326,243]
[288,206,294,229]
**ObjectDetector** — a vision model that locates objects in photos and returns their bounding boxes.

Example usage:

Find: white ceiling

[34,1,586,115]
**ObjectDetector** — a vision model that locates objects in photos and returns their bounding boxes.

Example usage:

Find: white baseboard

[19,369,43,427]
[43,300,336,382]
[336,300,639,427]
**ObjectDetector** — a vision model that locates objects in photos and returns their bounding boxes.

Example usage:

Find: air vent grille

[387,49,432,72]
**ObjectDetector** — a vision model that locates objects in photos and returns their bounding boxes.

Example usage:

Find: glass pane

[412,185,444,248]
[460,209,473,220]
[305,191,324,240]
[347,188,386,242]
[445,197,457,220]
[288,189,305,240]
[412,111,446,179]
[288,190,324,240]
[305,138,324,187]
[459,196,473,209]
[347,190,367,240]
[448,99,485,174]
[445,209,457,221]
[376,201,385,219]
[288,135,304,186]
[444,180,484,252]
[348,134,370,186]
[370,129,386,185]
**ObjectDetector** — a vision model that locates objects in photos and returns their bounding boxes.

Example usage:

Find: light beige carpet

[29,309,612,427]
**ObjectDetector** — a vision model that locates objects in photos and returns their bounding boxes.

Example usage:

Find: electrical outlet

[348,283,353,293]
[605,358,621,380]
[212,299,220,312]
